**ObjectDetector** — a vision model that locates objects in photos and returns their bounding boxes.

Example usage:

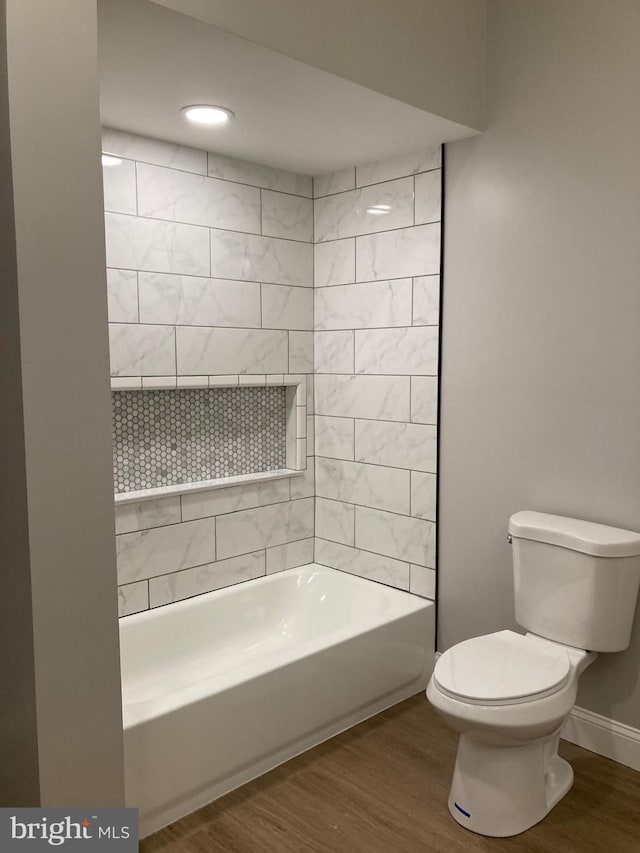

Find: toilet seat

[434,630,571,706]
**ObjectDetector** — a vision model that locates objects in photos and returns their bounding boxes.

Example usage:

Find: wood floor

[141,694,640,853]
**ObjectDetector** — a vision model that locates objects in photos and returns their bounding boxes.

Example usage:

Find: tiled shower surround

[102,129,440,615]
[112,387,286,493]
[102,128,314,617]
[313,150,440,601]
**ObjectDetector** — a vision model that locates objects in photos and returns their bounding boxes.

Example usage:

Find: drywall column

[0,0,124,804]
[440,0,640,727]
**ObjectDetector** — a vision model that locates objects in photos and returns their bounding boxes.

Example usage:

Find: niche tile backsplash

[112,387,286,493]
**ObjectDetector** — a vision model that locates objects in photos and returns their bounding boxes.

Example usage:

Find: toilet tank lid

[508,511,640,557]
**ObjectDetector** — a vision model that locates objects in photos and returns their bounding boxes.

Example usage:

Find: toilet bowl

[427,511,640,838]
[427,630,597,837]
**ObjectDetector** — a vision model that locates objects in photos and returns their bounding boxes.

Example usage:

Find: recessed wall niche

[112,386,286,494]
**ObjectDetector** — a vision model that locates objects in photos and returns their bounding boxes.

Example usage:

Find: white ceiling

[98,0,477,176]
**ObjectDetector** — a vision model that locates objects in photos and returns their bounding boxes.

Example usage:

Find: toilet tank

[508,511,640,652]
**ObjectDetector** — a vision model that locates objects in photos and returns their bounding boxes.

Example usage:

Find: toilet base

[447,732,573,837]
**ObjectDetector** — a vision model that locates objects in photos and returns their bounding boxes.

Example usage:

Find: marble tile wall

[312,148,441,601]
[102,129,315,615]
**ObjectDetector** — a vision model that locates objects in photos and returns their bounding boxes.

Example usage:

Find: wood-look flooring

[141,694,640,853]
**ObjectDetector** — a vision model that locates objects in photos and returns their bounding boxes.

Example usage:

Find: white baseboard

[562,706,640,772]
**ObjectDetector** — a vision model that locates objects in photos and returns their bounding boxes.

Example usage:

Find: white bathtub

[120,563,435,837]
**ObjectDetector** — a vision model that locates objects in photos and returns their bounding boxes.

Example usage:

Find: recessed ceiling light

[367,203,392,216]
[102,153,122,166]
[181,105,234,126]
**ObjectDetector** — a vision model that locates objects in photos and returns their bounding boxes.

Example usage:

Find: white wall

[150,0,486,130]
[313,150,441,597]
[2,0,124,804]
[441,0,640,727]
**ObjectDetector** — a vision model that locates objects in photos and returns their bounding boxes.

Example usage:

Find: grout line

[107,265,314,288]
[316,536,432,572]
[314,166,440,200]
[110,150,311,197]
[106,209,313,246]
[413,175,416,226]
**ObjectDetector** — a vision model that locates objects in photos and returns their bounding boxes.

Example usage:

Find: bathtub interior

[120,564,433,712]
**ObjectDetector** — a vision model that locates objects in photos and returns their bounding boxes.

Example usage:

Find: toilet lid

[434,630,571,704]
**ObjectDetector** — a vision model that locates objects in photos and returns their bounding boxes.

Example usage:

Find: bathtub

[120,563,435,837]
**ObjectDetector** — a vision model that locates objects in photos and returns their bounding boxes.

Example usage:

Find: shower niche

[111,375,307,505]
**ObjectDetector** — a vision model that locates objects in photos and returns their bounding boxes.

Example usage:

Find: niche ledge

[114,467,305,506]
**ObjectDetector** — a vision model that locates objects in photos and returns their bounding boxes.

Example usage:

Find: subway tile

[314,415,354,460]
[305,373,314,413]
[149,550,265,607]
[356,147,441,187]
[306,415,315,454]
[141,375,176,389]
[296,406,307,437]
[314,238,355,287]
[210,229,312,286]
[116,518,215,584]
[109,323,176,376]
[316,457,409,515]
[102,127,206,174]
[105,212,209,276]
[315,279,412,330]
[414,169,442,226]
[181,478,291,520]
[261,190,313,242]
[410,565,436,599]
[296,438,307,469]
[356,223,440,281]
[314,178,413,242]
[106,269,138,323]
[314,331,354,373]
[102,159,137,215]
[139,273,261,327]
[290,464,315,499]
[114,495,181,534]
[313,167,355,198]
[355,420,437,473]
[176,326,288,375]
[262,284,313,330]
[355,326,439,375]
[118,581,149,617]
[111,377,142,390]
[137,163,261,233]
[288,331,313,373]
[315,374,410,421]
[216,497,314,560]
[266,538,314,574]
[316,497,354,546]
[413,276,440,325]
[411,472,437,521]
[176,375,208,388]
[411,376,438,424]
[207,151,312,197]
[315,538,410,591]
[355,506,435,568]
[209,374,239,386]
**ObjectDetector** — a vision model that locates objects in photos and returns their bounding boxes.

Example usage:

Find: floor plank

[141,694,640,852]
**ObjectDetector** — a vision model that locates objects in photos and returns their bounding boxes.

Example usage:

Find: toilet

[427,510,640,838]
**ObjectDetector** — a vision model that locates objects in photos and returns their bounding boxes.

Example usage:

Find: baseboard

[561,706,640,772]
